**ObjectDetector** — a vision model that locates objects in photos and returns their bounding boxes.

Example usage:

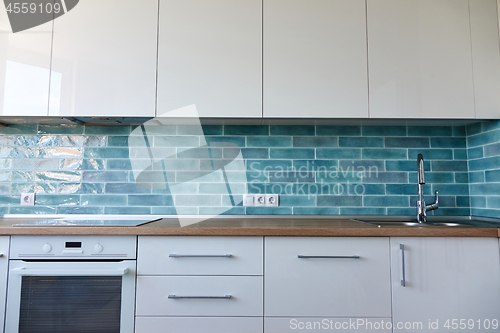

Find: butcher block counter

[0,216,498,237]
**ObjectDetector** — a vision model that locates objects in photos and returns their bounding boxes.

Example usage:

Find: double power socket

[243,194,279,207]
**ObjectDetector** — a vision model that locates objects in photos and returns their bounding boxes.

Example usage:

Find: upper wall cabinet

[469,0,500,119]
[156,0,262,118]
[263,0,369,118]
[0,5,52,116]
[368,0,476,118]
[49,0,157,117]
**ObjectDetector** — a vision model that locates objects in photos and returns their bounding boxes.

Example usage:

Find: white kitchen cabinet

[391,237,500,333]
[263,0,368,118]
[265,237,391,317]
[138,236,263,275]
[136,276,263,316]
[136,236,264,332]
[136,317,263,333]
[470,0,500,119]
[368,0,475,118]
[0,237,9,331]
[49,0,157,117]
[0,9,52,116]
[157,0,262,118]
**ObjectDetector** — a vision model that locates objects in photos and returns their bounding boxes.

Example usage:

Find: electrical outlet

[20,193,35,206]
[243,194,255,207]
[266,194,279,207]
[255,194,266,207]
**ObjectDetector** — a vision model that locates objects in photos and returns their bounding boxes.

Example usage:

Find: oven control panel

[10,236,137,259]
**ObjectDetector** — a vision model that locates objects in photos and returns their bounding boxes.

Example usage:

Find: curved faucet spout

[417,154,425,184]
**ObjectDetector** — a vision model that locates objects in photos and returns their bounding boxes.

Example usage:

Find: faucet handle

[426,190,439,212]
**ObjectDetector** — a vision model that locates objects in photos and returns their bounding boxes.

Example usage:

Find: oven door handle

[10,267,129,276]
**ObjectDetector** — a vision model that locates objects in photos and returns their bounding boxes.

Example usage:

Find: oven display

[65,242,82,248]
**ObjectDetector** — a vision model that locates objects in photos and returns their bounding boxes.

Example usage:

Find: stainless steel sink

[350,216,499,228]
[352,221,474,227]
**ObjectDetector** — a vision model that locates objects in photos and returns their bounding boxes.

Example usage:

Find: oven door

[5,260,136,333]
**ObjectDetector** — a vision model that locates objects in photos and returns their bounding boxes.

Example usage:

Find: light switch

[243,194,255,206]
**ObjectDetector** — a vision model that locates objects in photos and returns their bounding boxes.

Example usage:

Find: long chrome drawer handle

[169,254,232,258]
[168,295,232,299]
[297,255,360,259]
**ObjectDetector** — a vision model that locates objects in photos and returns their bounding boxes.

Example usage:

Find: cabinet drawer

[138,236,263,275]
[136,317,263,333]
[265,317,392,332]
[136,276,263,316]
[265,237,391,317]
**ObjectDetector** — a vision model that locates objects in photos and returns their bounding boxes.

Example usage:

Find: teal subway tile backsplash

[467,123,500,215]
[293,137,338,147]
[270,148,314,159]
[362,149,407,160]
[339,137,383,147]
[408,148,454,160]
[293,207,340,215]
[225,125,268,136]
[247,137,291,147]
[385,137,429,148]
[317,126,360,136]
[431,137,467,148]
[362,126,406,136]
[408,126,452,137]
[1,123,495,217]
[270,125,315,136]
[484,142,500,157]
[316,148,361,159]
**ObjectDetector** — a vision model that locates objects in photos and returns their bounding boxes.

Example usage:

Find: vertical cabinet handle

[400,244,406,287]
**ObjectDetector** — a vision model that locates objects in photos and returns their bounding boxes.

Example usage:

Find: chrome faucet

[417,154,439,223]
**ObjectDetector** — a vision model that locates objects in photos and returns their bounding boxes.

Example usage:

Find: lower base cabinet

[135,276,263,316]
[264,317,392,332]
[391,237,500,333]
[135,236,264,333]
[0,237,8,331]
[264,237,392,317]
[135,317,263,333]
[133,235,500,333]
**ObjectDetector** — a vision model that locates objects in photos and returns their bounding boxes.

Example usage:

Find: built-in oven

[5,236,137,333]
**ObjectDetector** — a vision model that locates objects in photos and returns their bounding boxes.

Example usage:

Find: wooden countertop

[0,217,498,237]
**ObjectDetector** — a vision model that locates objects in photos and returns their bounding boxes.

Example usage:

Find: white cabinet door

[368,0,475,118]
[391,237,500,333]
[138,236,263,276]
[0,6,52,116]
[49,0,157,117]
[136,276,263,316]
[263,0,368,118]
[157,0,262,118]
[0,237,8,330]
[265,237,391,317]
[470,0,500,119]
